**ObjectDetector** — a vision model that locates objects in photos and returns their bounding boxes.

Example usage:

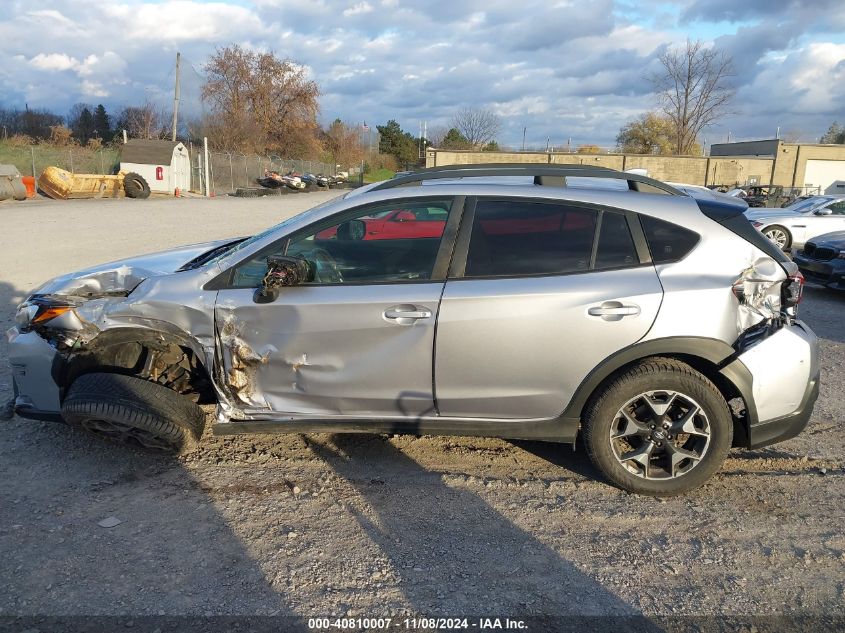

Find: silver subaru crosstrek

[5,165,819,496]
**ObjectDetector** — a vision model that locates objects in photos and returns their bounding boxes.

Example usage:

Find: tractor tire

[124,172,151,199]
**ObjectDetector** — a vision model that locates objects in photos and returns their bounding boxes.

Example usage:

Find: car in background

[794,230,845,290]
[745,195,845,250]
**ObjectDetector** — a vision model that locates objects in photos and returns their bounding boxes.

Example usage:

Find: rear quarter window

[640,215,700,263]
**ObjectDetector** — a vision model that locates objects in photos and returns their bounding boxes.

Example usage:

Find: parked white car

[745,195,845,250]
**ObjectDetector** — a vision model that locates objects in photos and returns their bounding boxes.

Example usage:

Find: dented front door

[215,284,442,416]
[216,282,443,416]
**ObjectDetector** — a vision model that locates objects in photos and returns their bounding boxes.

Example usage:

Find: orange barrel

[22,176,36,198]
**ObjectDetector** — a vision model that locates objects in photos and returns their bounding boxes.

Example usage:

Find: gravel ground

[0,194,843,628]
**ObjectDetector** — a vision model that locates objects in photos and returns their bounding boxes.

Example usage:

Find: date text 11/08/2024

[307,617,528,630]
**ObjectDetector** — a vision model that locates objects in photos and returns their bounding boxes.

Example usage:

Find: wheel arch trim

[562,336,757,433]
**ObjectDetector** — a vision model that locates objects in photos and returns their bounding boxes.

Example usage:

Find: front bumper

[732,320,820,449]
[6,326,64,420]
[794,253,845,289]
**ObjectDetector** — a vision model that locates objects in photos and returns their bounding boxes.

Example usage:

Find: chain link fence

[0,141,337,195]
[0,143,120,177]
[203,152,336,194]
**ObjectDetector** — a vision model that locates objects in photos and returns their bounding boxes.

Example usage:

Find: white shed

[120,140,191,195]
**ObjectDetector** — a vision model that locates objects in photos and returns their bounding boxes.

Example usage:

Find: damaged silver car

[5,164,818,496]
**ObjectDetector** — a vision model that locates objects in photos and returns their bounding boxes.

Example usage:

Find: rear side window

[465,200,597,277]
[595,211,638,270]
[640,215,700,263]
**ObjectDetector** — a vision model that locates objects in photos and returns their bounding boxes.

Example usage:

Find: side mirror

[814,208,833,216]
[254,255,315,303]
[394,210,416,222]
[337,219,366,240]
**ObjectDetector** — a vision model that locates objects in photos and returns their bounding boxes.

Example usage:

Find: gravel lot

[1,194,843,628]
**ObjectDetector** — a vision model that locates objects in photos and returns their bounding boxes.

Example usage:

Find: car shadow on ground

[0,280,26,407]
[0,423,310,629]
[308,433,654,625]
[508,439,604,482]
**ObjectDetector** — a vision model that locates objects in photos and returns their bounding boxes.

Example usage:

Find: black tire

[762,225,792,250]
[61,373,205,454]
[123,172,151,199]
[583,358,732,496]
[235,187,269,198]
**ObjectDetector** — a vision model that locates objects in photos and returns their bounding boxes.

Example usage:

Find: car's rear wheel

[62,373,205,454]
[583,358,732,496]
[763,225,791,250]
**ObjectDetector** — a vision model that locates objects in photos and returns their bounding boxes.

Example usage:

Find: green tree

[820,121,845,144]
[441,127,470,149]
[68,103,95,143]
[616,112,675,154]
[376,119,418,167]
[482,140,500,152]
[93,104,111,141]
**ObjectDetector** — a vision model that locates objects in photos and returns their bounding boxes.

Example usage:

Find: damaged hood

[31,238,237,299]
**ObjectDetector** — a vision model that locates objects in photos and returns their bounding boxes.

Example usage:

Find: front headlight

[837,250,845,260]
[15,297,76,330]
[14,302,39,328]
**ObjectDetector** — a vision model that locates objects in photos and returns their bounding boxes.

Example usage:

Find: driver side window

[828,201,845,215]
[230,199,453,287]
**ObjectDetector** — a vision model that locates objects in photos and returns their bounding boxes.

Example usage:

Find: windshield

[789,197,831,214]
[204,197,342,266]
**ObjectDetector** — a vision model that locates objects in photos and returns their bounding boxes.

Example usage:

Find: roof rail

[369,163,683,196]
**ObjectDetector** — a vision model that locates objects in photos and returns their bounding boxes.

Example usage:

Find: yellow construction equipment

[37,166,125,200]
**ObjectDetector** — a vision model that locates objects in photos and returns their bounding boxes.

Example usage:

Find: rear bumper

[794,253,845,289]
[730,320,820,449]
[747,373,819,449]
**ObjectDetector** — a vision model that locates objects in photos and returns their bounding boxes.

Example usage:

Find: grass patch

[363,167,395,183]
[0,142,120,177]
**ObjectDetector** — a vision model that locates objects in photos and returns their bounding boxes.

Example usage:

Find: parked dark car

[794,230,845,290]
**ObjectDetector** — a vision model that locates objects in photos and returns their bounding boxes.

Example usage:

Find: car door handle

[383,305,432,324]
[588,301,641,321]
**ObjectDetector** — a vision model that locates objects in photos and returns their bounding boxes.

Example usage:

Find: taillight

[782,271,804,307]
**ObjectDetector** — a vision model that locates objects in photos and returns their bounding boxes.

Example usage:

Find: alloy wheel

[609,390,711,480]
[764,228,788,249]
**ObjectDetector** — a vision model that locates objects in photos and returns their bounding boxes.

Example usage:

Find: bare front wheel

[584,359,732,496]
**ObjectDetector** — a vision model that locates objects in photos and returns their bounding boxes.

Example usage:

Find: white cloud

[81,80,109,97]
[29,53,79,72]
[343,2,374,17]
[0,0,843,147]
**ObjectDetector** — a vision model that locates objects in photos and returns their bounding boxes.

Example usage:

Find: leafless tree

[651,39,734,155]
[322,119,364,169]
[426,125,448,148]
[117,102,167,140]
[451,107,501,148]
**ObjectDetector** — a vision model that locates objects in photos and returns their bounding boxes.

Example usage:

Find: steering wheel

[308,247,343,283]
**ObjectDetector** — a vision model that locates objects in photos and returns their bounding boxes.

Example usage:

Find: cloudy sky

[1,0,844,149]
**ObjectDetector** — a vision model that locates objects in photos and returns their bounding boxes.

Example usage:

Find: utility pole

[172,51,181,142]
[522,127,526,151]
